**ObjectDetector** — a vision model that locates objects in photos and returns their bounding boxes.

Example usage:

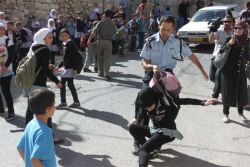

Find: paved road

[0,45,250,167]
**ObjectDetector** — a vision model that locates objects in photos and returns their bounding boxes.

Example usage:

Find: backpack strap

[32,46,47,56]
[32,46,47,76]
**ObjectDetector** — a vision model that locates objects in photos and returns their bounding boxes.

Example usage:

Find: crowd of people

[0,0,249,166]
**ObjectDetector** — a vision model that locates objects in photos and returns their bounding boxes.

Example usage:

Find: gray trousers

[84,44,97,69]
[96,39,112,76]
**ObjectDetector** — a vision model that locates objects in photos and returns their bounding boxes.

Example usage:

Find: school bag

[149,71,182,98]
[64,41,84,74]
[115,27,125,41]
[80,30,93,48]
[80,35,88,48]
[75,51,83,74]
[15,47,46,89]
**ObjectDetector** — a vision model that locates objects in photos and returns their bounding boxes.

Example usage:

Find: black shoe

[0,110,5,115]
[53,137,64,145]
[212,94,219,98]
[94,67,98,72]
[56,103,67,109]
[6,114,14,121]
[83,68,92,72]
[68,102,80,108]
[132,143,140,154]
[98,73,104,77]
[149,150,159,159]
[105,75,112,81]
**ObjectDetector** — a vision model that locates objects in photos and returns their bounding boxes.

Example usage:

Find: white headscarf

[49,9,57,19]
[47,18,55,30]
[0,19,6,30]
[30,28,51,49]
[0,23,5,29]
[0,12,5,17]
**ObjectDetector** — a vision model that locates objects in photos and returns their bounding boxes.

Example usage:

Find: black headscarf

[138,87,159,108]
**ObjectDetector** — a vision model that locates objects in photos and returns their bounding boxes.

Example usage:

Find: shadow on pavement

[109,71,142,80]
[52,123,84,143]
[53,127,116,167]
[7,114,25,132]
[150,148,229,167]
[62,107,129,130]
[110,78,142,89]
[230,120,250,129]
[75,72,142,89]
[74,74,96,82]
[56,144,116,167]
[112,62,128,68]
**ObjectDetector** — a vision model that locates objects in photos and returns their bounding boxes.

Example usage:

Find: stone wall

[0,0,118,26]
[129,0,244,19]
[0,0,245,26]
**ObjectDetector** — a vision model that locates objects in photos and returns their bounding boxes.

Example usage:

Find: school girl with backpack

[0,23,15,121]
[55,28,82,108]
[20,28,63,144]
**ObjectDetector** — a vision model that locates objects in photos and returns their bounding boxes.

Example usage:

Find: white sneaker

[222,114,230,123]
[239,114,247,122]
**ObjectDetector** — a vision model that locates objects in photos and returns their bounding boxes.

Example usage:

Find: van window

[191,10,225,22]
[229,6,241,18]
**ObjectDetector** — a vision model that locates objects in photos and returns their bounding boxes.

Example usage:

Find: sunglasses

[234,27,243,30]
[223,21,232,23]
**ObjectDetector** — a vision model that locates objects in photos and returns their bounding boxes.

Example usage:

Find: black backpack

[62,41,83,74]
[75,52,83,74]
[72,41,83,74]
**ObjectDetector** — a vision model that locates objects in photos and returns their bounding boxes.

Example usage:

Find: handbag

[209,57,216,82]
[214,46,231,70]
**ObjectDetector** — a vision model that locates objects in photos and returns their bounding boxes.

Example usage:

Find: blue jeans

[138,32,145,50]
[212,68,221,98]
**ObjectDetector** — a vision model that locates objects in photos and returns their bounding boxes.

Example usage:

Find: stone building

[0,0,119,26]
[0,0,246,26]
